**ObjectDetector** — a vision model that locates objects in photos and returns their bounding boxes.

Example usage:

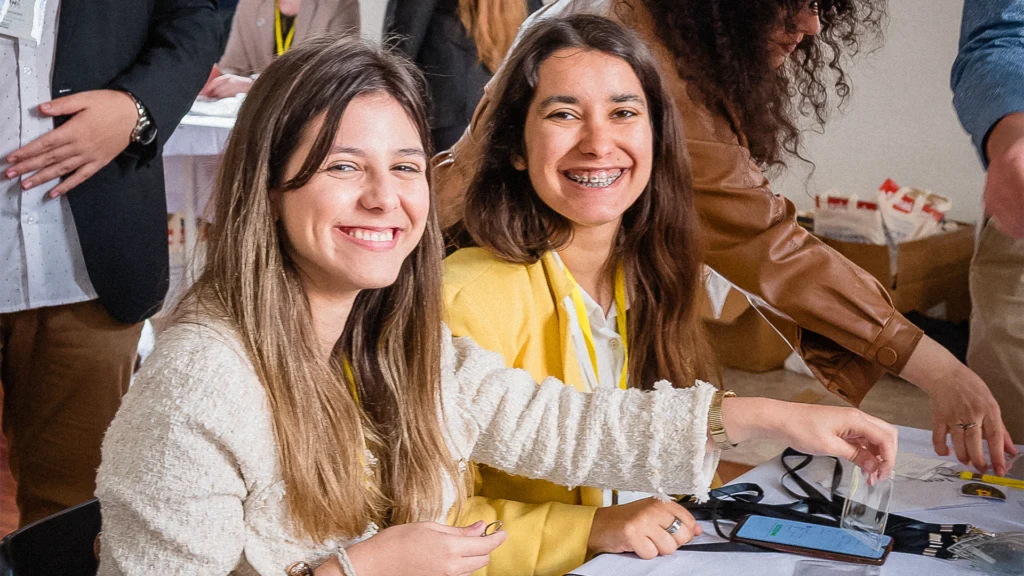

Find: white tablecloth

[162,113,235,217]
[570,426,1023,576]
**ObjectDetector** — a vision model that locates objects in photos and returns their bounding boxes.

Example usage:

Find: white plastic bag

[814,192,887,245]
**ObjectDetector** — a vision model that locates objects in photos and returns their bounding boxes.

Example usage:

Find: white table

[571,426,1024,576]
[163,113,234,257]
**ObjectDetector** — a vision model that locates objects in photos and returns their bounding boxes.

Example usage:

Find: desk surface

[163,113,234,158]
[571,426,1023,576]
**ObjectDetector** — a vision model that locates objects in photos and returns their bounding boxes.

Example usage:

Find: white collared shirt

[0,0,97,313]
[554,252,653,506]
[552,252,626,393]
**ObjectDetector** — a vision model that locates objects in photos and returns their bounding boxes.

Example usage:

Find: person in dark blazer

[0,0,222,527]
[385,0,543,151]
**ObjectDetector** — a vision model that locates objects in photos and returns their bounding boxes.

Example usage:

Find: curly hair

[642,0,885,168]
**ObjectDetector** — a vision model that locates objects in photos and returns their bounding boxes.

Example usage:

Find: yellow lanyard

[274,0,296,56]
[343,360,359,405]
[563,263,629,390]
[342,359,373,476]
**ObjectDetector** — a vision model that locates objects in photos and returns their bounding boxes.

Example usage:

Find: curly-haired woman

[435,0,1017,477]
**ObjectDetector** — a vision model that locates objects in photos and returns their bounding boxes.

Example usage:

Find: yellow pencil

[959,471,1024,490]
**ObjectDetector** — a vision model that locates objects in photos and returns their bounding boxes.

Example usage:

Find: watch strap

[125,91,155,145]
[285,561,315,576]
[709,390,738,451]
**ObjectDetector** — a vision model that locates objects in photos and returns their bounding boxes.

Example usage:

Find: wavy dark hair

[462,14,713,387]
[641,0,885,167]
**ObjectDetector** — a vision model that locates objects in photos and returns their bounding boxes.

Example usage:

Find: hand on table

[588,497,701,559]
[4,89,138,197]
[925,365,1017,476]
[200,74,254,99]
[901,336,1017,476]
[345,520,506,576]
[722,397,899,484]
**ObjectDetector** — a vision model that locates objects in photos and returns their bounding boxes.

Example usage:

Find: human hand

[722,397,898,483]
[984,112,1024,238]
[925,365,1017,476]
[345,520,506,576]
[902,337,1017,476]
[200,74,254,99]
[4,89,138,197]
[588,497,701,559]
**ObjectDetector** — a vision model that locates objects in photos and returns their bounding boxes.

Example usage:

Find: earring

[512,157,526,171]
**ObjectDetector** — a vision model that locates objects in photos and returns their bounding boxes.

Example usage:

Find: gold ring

[956,422,979,430]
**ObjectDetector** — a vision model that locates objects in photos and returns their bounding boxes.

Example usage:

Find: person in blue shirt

[952,0,1024,444]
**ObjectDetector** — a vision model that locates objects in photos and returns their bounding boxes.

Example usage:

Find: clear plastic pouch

[948,532,1024,576]
[836,466,893,551]
[793,559,881,576]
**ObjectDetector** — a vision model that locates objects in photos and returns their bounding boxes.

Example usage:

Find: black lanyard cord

[676,448,973,558]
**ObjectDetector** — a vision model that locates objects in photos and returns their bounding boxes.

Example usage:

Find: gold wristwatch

[285,561,314,576]
[709,390,737,450]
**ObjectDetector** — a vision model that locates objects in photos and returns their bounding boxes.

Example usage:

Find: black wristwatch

[126,91,158,146]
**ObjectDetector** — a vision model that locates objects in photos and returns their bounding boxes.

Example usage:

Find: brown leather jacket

[432,0,923,405]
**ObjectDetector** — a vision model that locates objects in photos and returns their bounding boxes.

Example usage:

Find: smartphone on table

[730,514,893,566]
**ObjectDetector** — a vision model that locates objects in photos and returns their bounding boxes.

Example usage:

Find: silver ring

[956,422,979,430]
[665,517,683,535]
[482,520,503,536]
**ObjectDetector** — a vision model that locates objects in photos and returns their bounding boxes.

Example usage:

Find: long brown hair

[177,35,459,541]
[641,0,885,167]
[460,14,713,387]
[458,0,528,72]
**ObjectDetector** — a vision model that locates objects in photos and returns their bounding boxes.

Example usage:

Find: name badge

[0,0,47,44]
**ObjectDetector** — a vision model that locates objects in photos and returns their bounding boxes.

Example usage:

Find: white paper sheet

[893,453,958,481]
[0,0,46,43]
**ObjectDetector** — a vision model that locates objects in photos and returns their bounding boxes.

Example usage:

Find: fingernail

[22,180,33,189]
[40,102,50,111]
[48,189,60,199]
[4,169,14,179]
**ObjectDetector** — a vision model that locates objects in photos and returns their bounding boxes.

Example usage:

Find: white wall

[358,0,386,40]
[773,1,986,223]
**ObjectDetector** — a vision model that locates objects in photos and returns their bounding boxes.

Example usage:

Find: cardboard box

[701,287,794,373]
[818,222,974,322]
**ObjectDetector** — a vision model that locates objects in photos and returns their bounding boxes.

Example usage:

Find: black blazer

[52,0,222,324]
[385,0,542,151]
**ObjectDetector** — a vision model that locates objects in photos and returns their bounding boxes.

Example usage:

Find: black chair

[0,499,101,576]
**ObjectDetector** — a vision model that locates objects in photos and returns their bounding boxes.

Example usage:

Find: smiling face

[276,92,430,298]
[522,48,654,237]
[769,1,823,68]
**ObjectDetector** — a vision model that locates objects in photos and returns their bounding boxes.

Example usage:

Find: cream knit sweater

[96,319,719,575]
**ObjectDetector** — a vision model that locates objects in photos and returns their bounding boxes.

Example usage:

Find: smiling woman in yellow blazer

[442,21,901,574]
[443,15,717,576]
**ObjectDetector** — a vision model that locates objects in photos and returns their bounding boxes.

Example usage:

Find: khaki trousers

[969,222,1024,444]
[0,300,142,527]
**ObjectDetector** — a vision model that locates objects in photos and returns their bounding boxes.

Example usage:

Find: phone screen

[735,515,891,560]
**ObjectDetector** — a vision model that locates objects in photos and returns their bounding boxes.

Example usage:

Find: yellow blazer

[443,247,606,576]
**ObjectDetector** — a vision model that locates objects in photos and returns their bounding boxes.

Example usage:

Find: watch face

[136,121,158,146]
